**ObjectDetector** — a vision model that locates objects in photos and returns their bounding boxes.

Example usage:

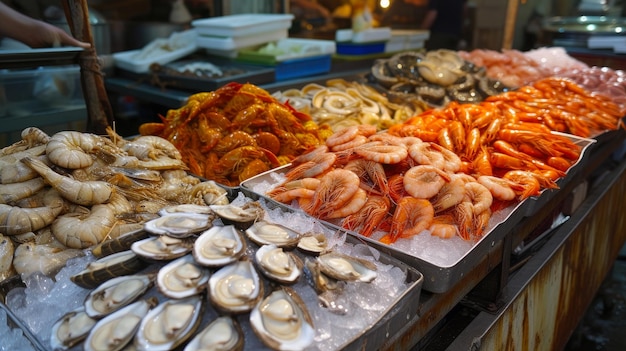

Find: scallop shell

[84,273,155,318]
[49,307,97,351]
[84,298,157,351]
[208,259,264,314]
[144,212,212,238]
[249,287,315,351]
[296,233,328,255]
[183,316,244,351]
[156,254,210,299]
[134,295,203,350]
[210,202,264,230]
[245,221,301,249]
[192,225,247,267]
[70,250,148,289]
[255,244,303,284]
[316,252,378,283]
[131,235,194,261]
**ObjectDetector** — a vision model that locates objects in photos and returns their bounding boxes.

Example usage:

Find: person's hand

[24,20,91,49]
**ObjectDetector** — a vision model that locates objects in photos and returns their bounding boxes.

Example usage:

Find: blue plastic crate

[273,55,332,81]
[336,41,386,55]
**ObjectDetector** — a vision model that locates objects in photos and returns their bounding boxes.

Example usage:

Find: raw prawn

[0,177,46,204]
[45,131,119,169]
[51,204,118,249]
[0,188,64,236]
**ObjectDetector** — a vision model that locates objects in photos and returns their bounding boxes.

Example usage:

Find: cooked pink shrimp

[454,201,474,240]
[403,165,451,199]
[270,188,316,204]
[326,126,360,148]
[283,152,337,181]
[310,169,361,219]
[408,142,445,169]
[324,188,367,219]
[344,159,389,195]
[330,135,368,152]
[342,194,391,237]
[429,214,458,239]
[291,145,329,165]
[430,143,462,173]
[387,197,434,242]
[355,144,408,164]
[476,175,519,201]
[463,182,493,214]
[430,176,465,212]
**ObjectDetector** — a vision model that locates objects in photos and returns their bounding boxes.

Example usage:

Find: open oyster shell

[192,225,246,267]
[208,259,264,314]
[84,298,157,351]
[131,235,194,261]
[296,233,328,256]
[158,204,215,217]
[50,307,97,351]
[183,316,244,351]
[134,295,203,350]
[144,212,213,238]
[84,273,155,318]
[70,250,148,289]
[250,287,315,351]
[245,221,301,249]
[156,254,210,299]
[255,244,303,284]
[317,252,378,283]
[210,202,264,230]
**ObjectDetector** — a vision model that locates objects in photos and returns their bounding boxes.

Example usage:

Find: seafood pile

[45,195,408,351]
[0,126,231,281]
[272,78,424,132]
[138,82,332,186]
[369,49,510,107]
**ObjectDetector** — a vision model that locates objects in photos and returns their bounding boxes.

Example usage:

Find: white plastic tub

[192,14,294,37]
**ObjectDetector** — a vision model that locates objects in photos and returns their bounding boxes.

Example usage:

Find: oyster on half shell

[50,307,97,351]
[317,252,378,283]
[156,254,210,299]
[144,212,212,238]
[84,273,155,318]
[255,244,303,284]
[250,287,315,351]
[131,235,194,261]
[192,225,246,267]
[297,233,328,255]
[210,202,264,230]
[208,259,264,314]
[245,221,301,249]
[158,204,215,217]
[183,316,244,351]
[134,295,203,351]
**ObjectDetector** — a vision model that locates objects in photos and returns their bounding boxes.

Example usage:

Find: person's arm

[0,2,90,49]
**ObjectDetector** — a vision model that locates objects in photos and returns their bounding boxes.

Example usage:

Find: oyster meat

[192,225,246,267]
[255,244,302,284]
[317,252,378,283]
[210,202,264,229]
[131,235,194,261]
[157,254,210,299]
[245,221,301,249]
[134,295,203,350]
[158,204,215,217]
[208,259,263,314]
[144,212,213,238]
[84,298,157,351]
[84,273,155,318]
[50,307,97,350]
[296,233,328,255]
[70,250,147,289]
[183,316,244,351]
[250,287,315,351]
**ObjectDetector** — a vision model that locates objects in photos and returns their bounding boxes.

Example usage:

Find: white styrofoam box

[240,38,336,62]
[196,28,288,51]
[335,29,354,42]
[588,35,626,49]
[192,14,294,37]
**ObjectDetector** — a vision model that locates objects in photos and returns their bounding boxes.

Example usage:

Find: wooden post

[502,0,519,49]
[61,0,113,135]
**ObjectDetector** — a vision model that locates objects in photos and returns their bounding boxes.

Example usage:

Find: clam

[156,254,209,299]
[192,225,246,267]
[255,244,303,284]
[134,295,203,350]
[316,252,378,283]
[84,273,155,318]
[250,287,315,351]
[158,204,215,217]
[70,250,148,289]
[210,202,264,230]
[84,298,157,351]
[296,233,328,256]
[245,221,301,249]
[49,307,97,350]
[208,259,264,314]
[183,316,244,351]
[144,212,212,238]
[131,235,194,261]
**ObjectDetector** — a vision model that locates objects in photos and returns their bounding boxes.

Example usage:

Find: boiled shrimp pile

[0,126,231,281]
[138,81,331,186]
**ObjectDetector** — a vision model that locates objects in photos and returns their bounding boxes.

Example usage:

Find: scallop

[255,244,302,284]
[183,316,244,351]
[84,273,155,318]
[70,250,148,289]
[144,212,212,238]
[131,235,194,261]
[249,287,315,351]
[210,202,264,230]
[208,259,264,314]
[50,307,97,350]
[296,233,328,255]
[84,298,157,351]
[156,254,210,299]
[192,225,246,267]
[316,252,378,283]
[134,295,203,351]
[245,221,301,249]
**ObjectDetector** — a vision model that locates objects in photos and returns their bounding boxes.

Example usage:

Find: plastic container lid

[192,14,294,37]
